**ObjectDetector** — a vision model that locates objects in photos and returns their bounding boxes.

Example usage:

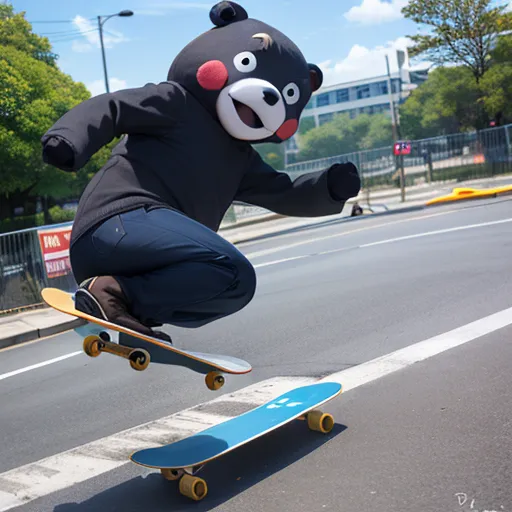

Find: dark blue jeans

[70,207,256,328]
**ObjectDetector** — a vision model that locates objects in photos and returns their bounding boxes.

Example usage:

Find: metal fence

[0,223,77,313]
[284,124,512,189]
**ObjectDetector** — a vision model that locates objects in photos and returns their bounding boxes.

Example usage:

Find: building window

[356,85,370,99]
[304,98,314,109]
[318,113,334,125]
[336,89,349,103]
[286,137,298,150]
[349,109,357,119]
[376,81,388,96]
[316,93,330,107]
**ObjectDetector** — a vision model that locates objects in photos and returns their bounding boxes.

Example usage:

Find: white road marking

[1,306,512,510]
[254,217,512,269]
[244,208,461,259]
[0,351,82,382]
[320,305,512,390]
[360,217,512,248]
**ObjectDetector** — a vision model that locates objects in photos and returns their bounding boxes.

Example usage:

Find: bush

[0,206,75,233]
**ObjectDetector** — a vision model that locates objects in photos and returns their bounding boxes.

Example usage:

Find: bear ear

[210,1,248,27]
[308,63,323,92]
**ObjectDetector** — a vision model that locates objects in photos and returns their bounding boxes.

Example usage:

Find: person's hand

[42,136,75,170]
[327,162,361,201]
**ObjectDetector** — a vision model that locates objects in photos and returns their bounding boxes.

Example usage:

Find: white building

[285,67,429,165]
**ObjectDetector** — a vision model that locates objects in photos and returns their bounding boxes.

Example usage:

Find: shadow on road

[53,420,347,512]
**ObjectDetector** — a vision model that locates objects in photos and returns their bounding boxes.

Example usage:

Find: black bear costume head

[167,1,323,144]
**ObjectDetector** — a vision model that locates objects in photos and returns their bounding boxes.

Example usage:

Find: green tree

[253,142,285,169]
[479,34,512,124]
[402,0,510,82]
[0,4,115,222]
[296,113,393,161]
[399,66,481,139]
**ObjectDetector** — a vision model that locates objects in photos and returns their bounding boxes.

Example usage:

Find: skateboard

[130,381,342,501]
[41,288,252,390]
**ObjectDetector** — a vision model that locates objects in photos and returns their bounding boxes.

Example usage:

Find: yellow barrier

[426,185,512,205]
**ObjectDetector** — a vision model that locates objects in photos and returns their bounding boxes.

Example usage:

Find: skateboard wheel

[99,331,110,342]
[83,335,102,357]
[205,371,225,391]
[129,349,150,371]
[161,468,183,481]
[179,475,208,501]
[307,410,334,434]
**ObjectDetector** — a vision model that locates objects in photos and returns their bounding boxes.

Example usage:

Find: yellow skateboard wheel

[307,410,334,434]
[205,371,225,391]
[160,468,182,481]
[179,474,208,501]
[129,349,150,371]
[83,335,102,357]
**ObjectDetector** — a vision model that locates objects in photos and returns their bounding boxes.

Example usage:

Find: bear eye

[283,83,300,105]
[233,52,257,73]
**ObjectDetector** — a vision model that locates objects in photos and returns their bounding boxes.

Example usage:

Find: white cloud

[344,0,409,25]
[87,78,128,97]
[71,15,129,53]
[318,37,430,87]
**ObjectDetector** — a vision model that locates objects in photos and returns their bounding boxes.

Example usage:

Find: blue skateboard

[130,381,342,501]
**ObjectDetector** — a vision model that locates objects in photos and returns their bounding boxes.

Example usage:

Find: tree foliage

[295,113,393,162]
[0,3,117,221]
[402,0,510,81]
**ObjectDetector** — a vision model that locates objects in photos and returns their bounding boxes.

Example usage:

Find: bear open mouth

[233,99,264,129]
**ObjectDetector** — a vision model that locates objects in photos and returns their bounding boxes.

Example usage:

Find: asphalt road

[1,197,512,511]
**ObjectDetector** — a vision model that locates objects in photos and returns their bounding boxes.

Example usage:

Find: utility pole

[97,10,134,94]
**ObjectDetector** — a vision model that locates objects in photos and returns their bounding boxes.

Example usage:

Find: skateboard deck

[130,381,342,501]
[41,287,251,390]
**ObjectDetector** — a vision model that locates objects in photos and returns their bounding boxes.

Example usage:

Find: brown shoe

[75,276,172,344]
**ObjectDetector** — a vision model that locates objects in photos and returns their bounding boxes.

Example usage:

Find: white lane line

[244,208,461,259]
[253,217,512,270]
[1,305,512,510]
[360,217,512,248]
[0,377,316,511]
[320,304,512,390]
[0,351,82,382]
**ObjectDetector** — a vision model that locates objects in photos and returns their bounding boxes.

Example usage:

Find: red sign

[394,141,412,156]
[37,225,73,279]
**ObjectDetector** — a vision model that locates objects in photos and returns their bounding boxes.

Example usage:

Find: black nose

[263,89,279,106]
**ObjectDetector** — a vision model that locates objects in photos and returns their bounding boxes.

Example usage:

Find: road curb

[0,317,85,350]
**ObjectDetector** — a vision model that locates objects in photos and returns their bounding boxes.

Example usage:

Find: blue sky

[8,0,503,96]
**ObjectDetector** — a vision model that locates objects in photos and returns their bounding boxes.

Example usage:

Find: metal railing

[0,223,77,313]
[285,124,512,188]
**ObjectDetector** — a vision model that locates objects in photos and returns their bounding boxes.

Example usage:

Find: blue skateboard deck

[41,287,251,391]
[130,381,342,501]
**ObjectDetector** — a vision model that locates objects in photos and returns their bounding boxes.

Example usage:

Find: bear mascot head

[166,1,323,144]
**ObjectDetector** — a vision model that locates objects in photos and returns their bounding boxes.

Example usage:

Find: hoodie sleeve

[41,81,186,171]
[234,148,345,217]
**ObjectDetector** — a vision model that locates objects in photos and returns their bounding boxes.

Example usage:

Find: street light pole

[97,10,133,94]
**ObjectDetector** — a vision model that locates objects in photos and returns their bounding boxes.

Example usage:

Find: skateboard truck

[82,331,226,390]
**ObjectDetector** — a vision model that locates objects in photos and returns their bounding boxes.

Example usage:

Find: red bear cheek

[196,60,229,90]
